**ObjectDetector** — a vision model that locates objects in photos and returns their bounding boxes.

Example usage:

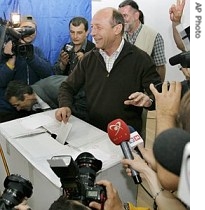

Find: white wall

[91,0,190,81]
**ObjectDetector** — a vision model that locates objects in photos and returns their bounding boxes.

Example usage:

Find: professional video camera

[0,174,33,210]
[0,17,34,59]
[169,51,190,68]
[48,152,107,206]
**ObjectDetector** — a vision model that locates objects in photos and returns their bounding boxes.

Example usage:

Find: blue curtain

[0,0,92,64]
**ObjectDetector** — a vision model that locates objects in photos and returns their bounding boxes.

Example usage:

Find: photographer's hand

[89,180,124,210]
[59,50,69,70]
[14,198,31,210]
[4,41,16,70]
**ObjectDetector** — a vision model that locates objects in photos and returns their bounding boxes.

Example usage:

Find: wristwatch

[124,203,130,210]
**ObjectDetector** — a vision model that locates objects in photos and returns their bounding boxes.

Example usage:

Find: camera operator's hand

[89,180,124,210]
[59,50,69,71]
[14,198,31,210]
[3,40,14,55]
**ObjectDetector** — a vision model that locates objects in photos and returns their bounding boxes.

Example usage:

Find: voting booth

[0,110,138,210]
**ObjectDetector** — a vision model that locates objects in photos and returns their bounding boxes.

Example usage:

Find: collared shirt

[125,23,143,45]
[99,39,124,73]
[32,94,50,111]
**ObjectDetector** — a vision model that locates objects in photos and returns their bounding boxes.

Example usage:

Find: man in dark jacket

[55,8,162,134]
[53,16,95,75]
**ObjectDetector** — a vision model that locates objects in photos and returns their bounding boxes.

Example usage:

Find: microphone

[107,119,142,184]
[169,51,190,68]
[128,125,144,158]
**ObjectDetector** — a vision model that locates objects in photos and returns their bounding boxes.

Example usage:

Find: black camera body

[0,17,34,59]
[0,174,33,210]
[48,152,107,206]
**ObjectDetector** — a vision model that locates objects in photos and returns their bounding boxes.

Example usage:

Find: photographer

[52,16,95,122]
[53,16,95,76]
[48,180,149,210]
[0,15,53,122]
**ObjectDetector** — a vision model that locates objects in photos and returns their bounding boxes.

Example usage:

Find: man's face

[118,5,138,33]
[70,23,88,46]
[19,22,36,43]
[91,9,119,51]
[9,95,34,111]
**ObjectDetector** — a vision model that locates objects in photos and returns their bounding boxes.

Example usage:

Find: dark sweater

[58,40,161,132]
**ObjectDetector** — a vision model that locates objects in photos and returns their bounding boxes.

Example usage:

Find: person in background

[53,16,95,75]
[53,16,95,122]
[118,0,166,82]
[55,7,162,134]
[5,76,67,112]
[0,15,53,122]
[118,0,167,141]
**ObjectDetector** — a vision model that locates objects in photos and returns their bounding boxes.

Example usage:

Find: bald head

[91,7,124,54]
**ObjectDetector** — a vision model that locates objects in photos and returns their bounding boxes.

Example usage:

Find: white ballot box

[0,110,138,210]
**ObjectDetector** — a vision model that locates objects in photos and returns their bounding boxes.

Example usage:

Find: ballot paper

[0,113,72,143]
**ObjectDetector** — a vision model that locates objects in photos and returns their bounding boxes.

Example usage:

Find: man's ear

[114,23,123,35]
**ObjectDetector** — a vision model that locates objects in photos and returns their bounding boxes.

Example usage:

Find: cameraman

[0,15,53,122]
[49,180,149,210]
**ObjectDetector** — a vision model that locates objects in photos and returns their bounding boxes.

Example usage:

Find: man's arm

[156,65,166,82]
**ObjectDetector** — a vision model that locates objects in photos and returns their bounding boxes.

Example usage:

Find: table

[0,110,138,210]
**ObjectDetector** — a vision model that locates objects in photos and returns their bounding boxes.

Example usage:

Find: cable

[140,183,153,199]
[0,143,10,176]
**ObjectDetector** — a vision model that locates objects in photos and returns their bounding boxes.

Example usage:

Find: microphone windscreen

[153,128,190,176]
[107,119,130,145]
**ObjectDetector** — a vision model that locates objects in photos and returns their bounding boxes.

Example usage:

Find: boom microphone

[107,119,142,184]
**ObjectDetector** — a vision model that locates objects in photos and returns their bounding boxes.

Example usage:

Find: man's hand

[59,50,69,70]
[55,107,71,124]
[169,0,186,23]
[150,81,182,135]
[89,180,124,210]
[124,92,152,107]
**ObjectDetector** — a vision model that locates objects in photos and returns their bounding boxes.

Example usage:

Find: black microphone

[107,119,142,184]
[169,51,190,68]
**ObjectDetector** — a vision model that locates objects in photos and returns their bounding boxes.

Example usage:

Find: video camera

[0,174,33,210]
[48,152,107,206]
[0,17,34,59]
[169,51,190,68]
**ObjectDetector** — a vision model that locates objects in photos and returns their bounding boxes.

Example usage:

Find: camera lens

[1,174,33,208]
[75,152,102,187]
